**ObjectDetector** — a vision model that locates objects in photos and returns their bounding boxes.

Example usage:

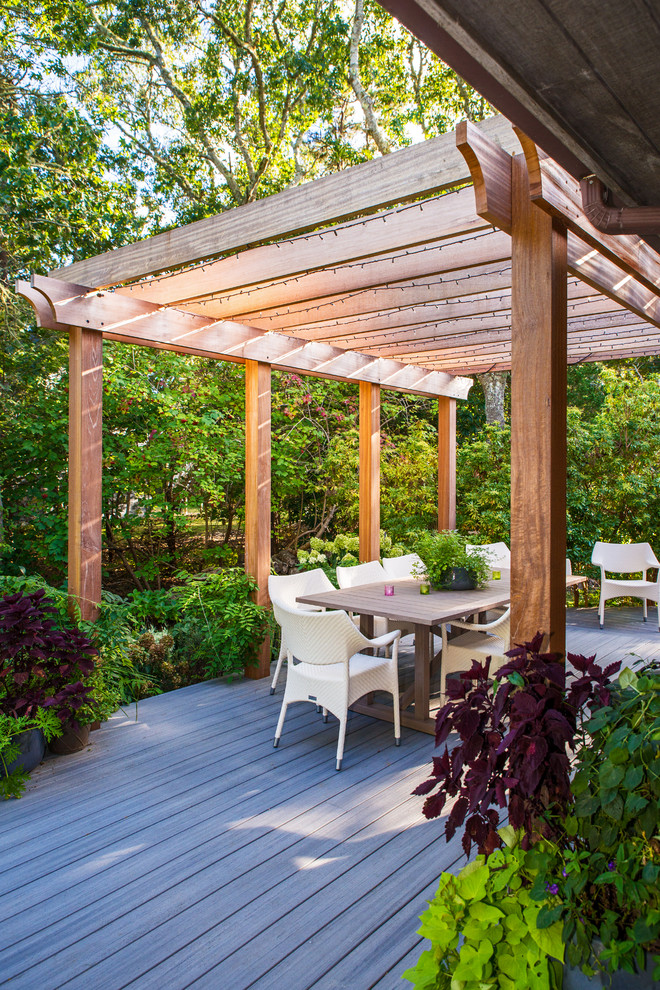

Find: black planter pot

[1,728,45,777]
[440,567,476,591]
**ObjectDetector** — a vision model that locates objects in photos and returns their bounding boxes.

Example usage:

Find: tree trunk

[478,372,508,425]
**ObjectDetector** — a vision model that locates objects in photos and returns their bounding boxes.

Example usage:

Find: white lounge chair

[272,602,401,770]
[591,541,660,629]
[440,607,511,700]
[268,569,334,694]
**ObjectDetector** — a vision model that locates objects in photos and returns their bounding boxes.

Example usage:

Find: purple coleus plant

[413,633,619,857]
[0,590,98,730]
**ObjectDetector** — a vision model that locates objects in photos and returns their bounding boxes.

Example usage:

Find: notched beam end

[456,119,512,234]
[15,278,68,331]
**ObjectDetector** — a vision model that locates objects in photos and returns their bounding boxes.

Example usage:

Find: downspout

[581,175,660,235]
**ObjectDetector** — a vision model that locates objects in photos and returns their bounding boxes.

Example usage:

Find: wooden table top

[297,571,587,628]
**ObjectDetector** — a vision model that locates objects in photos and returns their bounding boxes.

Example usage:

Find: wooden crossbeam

[51,116,519,289]
[105,189,489,309]
[17,276,471,400]
[191,231,512,319]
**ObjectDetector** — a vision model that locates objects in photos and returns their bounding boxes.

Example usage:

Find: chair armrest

[366,629,402,648]
[450,610,510,633]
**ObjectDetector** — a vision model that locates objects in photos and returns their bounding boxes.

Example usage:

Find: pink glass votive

[384,584,395,596]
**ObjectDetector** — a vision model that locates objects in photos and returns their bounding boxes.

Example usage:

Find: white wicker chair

[382,553,424,580]
[336,559,415,642]
[272,601,401,770]
[268,569,334,695]
[440,607,511,700]
[591,541,660,629]
[466,541,511,569]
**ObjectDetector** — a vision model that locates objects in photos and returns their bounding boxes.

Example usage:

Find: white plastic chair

[268,569,334,695]
[336,560,415,642]
[272,602,401,770]
[382,553,424,580]
[591,542,660,629]
[440,607,511,700]
[466,542,511,569]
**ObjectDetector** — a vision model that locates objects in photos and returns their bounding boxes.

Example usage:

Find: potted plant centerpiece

[414,530,491,591]
[404,639,660,989]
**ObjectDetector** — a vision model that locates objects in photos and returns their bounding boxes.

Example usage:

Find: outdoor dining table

[297,570,587,734]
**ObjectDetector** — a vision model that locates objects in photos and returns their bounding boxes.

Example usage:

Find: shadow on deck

[1,607,658,990]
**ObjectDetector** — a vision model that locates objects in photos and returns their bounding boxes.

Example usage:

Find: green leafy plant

[172,569,273,677]
[0,708,61,799]
[531,663,660,981]
[413,530,491,590]
[403,827,564,990]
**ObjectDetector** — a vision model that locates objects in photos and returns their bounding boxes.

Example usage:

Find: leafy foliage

[531,664,660,980]
[0,707,61,799]
[402,828,564,990]
[297,530,406,584]
[0,589,97,729]
[413,530,491,591]
[413,636,618,856]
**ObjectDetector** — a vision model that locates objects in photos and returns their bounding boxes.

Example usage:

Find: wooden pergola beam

[193,231,512,320]
[18,276,471,400]
[359,382,381,564]
[51,116,519,289]
[511,154,567,653]
[106,189,490,309]
[516,130,660,309]
[437,397,456,531]
[244,361,272,679]
[68,327,103,621]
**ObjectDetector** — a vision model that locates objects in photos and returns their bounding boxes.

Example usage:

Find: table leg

[414,623,430,723]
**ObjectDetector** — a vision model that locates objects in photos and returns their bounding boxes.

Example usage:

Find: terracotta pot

[2,728,45,776]
[49,724,90,755]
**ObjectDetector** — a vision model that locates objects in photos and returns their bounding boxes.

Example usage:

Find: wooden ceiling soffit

[457,120,660,328]
[113,188,489,308]
[22,275,471,400]
[51,116,519,290]
[191,231,512,320]
[516,129,660,305]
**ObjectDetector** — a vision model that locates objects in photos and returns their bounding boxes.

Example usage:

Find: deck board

[2,606,658,990]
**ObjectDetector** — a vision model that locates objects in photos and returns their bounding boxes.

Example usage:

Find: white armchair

[336,560,415,642]
[382,553,424,580]
[272,602,401,770]
[268,569,334,695]
[466,541,511,570]
[591,541,660,629]
[440,607,511,700]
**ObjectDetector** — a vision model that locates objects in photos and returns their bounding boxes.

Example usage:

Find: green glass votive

[419,582,430,595]
[492,570,501,580]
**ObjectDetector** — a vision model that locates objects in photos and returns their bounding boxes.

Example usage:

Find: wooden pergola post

[244,359,272,678]
[510,154,568,652]
[359,381,381,563]
[68,326,103,622]
[437,396,456,530]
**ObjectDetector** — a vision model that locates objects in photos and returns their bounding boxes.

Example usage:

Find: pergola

[18,114,660,676]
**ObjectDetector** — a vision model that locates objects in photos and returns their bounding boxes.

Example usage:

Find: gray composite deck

[2,606,659,990]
